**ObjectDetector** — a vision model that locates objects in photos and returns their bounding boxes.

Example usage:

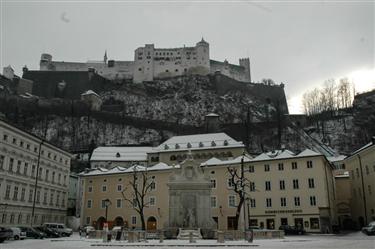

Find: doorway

[266,219,275,229]
[147,216,157,231]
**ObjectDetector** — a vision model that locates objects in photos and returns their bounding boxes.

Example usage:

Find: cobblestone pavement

[1,231,374,249]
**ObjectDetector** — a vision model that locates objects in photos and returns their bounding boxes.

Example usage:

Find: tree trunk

[235,198,244,230]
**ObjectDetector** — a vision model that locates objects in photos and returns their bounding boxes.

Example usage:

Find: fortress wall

[210,60,248,82]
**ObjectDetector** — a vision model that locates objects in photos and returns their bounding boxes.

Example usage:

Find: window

[250,198,256,208]
[16,160,21,173]
[87,200,92,208]
[3,134,8,141]
[32,165,36,178]
[29,189,34,202]
[227,216,237,230]
[12,138,17,144]
[5,185,11,199]
[45,169,49,181]
[117,184,123,192]
[210,179,216,188]
[27,144,30,150]
[52,172,55,183]
[248,165,254,173]
[310,196,316,206]
[365,165,369,175]
[281,197,287,207]
[228,195,236,207]
[266,198,272,208]
[250,182,255,192]
[116,199,122,208]
[293,179,299,189]
[264,164,270,172]
[356,168,360,178]
[150,181,156,190]
[43,192,47,204]
[278,163,284,171]
[102,185,107,192]
[211,196,217,208]
[23,163,28,176]
[149,196,156,206]
[36,190,41,203]
[280,180,285,190]
[292,162,297,170]
[294,197,301,206]
[227,178,235,188]
[101,200,108,209]
[131,216,137,225]
[86,217,91,225]
[88,186,93,192]
[307,160,313,168]
[50,193,54,205]
[0,155,4,170]
[310,218,319,229]
[9,158,14,172]
[368,185,372,195]
[133,199,138,208]
[265,181,271,191]
[308,178,315,188]
[13,186,18,200]
[21,188,26,201]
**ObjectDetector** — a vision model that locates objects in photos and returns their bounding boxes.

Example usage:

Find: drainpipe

[357,154,368,225]
[31,139,44,226]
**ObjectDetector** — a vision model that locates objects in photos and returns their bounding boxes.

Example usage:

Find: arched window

[170,155,176,161]
[211,141,216,147]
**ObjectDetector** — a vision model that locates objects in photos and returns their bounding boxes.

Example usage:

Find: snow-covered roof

[81,90,100,97]
[90,146,153,162]
[296,149,321,158]
[327,155,346,163]
[252,153,271,161]
[81,163,179,177]
[200,155,252,167]
[155,133,244,152]
[205,113,219,117]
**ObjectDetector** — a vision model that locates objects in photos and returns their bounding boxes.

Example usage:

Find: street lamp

[104,198,111,223]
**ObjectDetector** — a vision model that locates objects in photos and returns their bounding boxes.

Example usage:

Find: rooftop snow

[90,146,153,162]
[156,133,244,152]
[81,90,100,97]
[296,149,322,157]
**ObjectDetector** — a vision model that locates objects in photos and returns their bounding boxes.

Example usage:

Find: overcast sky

[1,0,374,113]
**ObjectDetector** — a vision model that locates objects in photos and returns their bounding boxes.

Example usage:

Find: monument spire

[104,50,108,64]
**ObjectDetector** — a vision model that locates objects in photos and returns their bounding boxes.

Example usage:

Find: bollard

[217,231,225,243]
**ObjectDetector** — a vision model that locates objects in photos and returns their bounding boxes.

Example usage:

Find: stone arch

[146,216,157,231]
[96,216,106,230]
[114,216,124,226]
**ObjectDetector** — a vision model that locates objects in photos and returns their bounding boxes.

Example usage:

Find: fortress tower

[40,53,53,70]
[239,58,251,82]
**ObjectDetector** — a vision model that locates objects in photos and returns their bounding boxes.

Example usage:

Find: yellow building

[343,139,375,227]
[81,133,337,233]
[0,119,72,226]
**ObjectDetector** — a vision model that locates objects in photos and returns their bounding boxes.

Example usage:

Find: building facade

[80,133,337,233]
[344,140,375,227]
[39,39,251,83]
[0,119,72,227]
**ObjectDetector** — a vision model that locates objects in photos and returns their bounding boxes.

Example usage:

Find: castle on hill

[39,39,251,83]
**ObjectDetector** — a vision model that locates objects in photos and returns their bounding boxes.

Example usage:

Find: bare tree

[121,166,154,230]
[227,160,249,230]
[337,78,353,109]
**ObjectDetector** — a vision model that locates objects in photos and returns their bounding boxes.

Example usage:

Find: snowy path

[1,232,374,249]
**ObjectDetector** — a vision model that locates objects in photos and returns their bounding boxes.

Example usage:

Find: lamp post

[104,198,111,223]
[31,139,44,226]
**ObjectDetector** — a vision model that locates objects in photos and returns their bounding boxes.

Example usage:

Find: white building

[0,119,72,226]
[39,39,251,83]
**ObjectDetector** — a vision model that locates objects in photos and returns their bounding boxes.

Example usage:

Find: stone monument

[167,151,216,239]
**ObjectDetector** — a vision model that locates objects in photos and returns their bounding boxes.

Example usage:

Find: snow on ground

[1,232,374,249]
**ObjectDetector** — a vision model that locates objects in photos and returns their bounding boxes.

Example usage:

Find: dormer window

[187,143,192,148]
[199,142,204,148]
[164,144,169,150]
[211,141,216,147]
[223,140,228,146]
[116,152,121,158]
[175,144,180,149]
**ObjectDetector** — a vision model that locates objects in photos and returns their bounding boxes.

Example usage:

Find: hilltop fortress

[39,39,251,83]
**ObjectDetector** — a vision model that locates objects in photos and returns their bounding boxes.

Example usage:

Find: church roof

[90,146,153,162]
[155,132,244,152]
